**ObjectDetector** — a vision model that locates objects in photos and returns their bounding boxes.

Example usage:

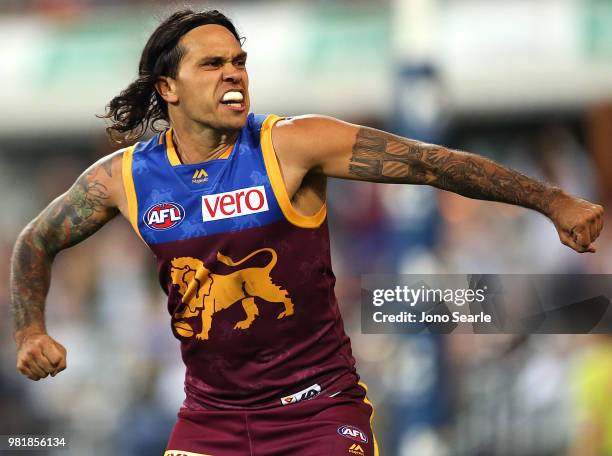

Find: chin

[222,115,248,131]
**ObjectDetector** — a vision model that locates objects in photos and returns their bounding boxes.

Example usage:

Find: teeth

[222,91,243,102]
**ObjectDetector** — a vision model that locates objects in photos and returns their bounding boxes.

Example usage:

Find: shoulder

[273,114,355,138]
[270,115,360,170]
[95,148,126,177]
[83,146,134,209]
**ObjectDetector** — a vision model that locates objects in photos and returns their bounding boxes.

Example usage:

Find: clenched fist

[16,332,67,381]
[549,194,604,253]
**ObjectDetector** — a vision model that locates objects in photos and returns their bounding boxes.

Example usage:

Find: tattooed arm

[271,116,604,253]
[10,152,124,380]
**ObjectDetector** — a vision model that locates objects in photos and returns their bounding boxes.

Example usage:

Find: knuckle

[24,349,39,359]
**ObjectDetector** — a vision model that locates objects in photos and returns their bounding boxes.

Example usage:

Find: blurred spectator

[569,335,612,456]
[1,2,610,455]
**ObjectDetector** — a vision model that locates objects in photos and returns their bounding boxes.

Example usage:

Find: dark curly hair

[101,9,242,143]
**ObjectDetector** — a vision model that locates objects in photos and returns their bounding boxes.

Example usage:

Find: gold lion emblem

[170,248,294,340]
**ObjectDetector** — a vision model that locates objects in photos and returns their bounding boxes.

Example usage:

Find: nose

[222,62,243,84]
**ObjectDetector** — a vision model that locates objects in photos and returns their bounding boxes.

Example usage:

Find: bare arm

[347,127,562,212]
[10,152,123,380]
[272,116,604,252]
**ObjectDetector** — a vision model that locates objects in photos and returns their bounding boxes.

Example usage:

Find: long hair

[102,9,242,143]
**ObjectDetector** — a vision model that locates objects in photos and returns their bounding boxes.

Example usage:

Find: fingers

[595,205,604,238]
[562,203,605,254]
[17,347,50,381]
[586,205,604,245]
[560,230,593,253]
[571,226,594,253]
[597,213,604,236]
[16,335,67,381]
[588,221,598,245]
[42,342,67,376]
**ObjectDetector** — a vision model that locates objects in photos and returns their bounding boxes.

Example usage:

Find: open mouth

[220,90,245,111]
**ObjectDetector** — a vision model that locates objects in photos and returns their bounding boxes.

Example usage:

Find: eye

[201,60,222,69]
[234,58,247,68]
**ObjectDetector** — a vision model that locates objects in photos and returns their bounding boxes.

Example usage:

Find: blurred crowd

[1,0,612,453]
[0,0,383,17]
[0,113,610,455]
[0,0,215,15]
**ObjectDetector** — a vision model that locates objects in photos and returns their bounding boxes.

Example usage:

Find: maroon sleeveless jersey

[122,114,359,409]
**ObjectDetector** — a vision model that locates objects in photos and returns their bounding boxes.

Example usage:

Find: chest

[131,141,285,246]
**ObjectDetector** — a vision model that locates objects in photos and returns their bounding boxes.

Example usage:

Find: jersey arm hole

[260,114,327,229]
[121,145,145,242]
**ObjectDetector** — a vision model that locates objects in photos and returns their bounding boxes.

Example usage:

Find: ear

[155,76,179,103]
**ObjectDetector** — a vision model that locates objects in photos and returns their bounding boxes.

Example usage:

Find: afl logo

[144,202,185,230]
[338,425,368,443]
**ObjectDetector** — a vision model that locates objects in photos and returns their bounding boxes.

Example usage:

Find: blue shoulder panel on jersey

[130,113,285,245]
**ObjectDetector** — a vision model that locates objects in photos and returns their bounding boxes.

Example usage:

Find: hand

[16,332,67,381]
[549,194,604,253]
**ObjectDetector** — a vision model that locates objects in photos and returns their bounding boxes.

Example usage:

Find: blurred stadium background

[1,0,611,455]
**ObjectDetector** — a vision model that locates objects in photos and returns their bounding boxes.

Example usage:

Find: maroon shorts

[164,383,380,456]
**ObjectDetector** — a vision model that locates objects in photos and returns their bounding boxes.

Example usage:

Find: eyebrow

[200,51,248,63]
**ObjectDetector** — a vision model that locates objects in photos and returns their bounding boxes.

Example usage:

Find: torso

[115,113,358,409]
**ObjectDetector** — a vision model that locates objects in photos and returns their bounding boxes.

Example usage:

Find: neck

[169,116,239,164]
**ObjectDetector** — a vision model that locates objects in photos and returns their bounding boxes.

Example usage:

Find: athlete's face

[167,24,250,131]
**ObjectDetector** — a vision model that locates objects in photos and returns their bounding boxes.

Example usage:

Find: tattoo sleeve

[10,161,118,337]
[348,127,562,214]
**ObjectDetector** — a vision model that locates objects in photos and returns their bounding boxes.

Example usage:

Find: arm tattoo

[349,127,561,214]
[100,158,113,178]
[10,163,118,334]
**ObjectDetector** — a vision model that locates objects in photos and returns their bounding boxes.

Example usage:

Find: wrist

[541,187,569,218]
[14,323,47,348]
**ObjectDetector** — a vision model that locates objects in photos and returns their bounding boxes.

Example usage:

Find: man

[10,9,604,456]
